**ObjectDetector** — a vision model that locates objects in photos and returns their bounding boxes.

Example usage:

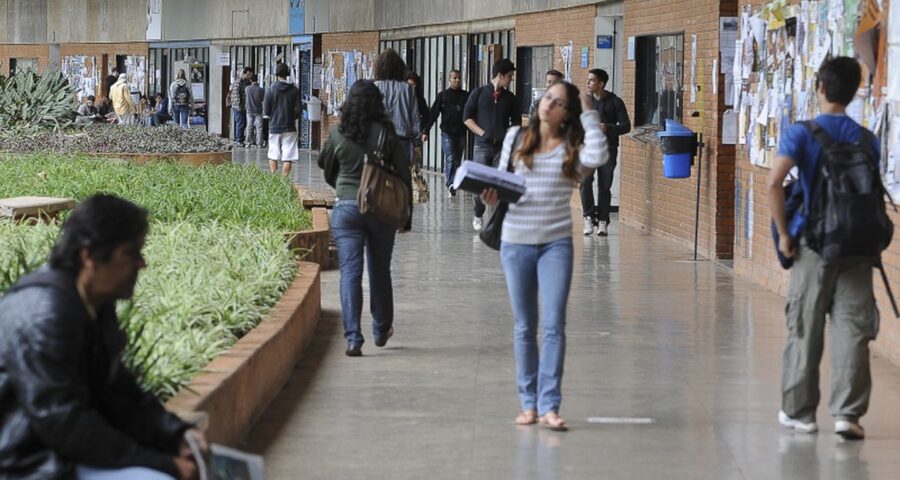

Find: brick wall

[319,31,380,144]
[619,0,737,260]
[0,44,51,75]
[515,5,596,84]
[731,0,900,367]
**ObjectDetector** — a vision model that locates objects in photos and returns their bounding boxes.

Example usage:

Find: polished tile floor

[234,147,900,479]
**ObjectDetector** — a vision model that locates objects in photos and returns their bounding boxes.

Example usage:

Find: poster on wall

[324,50,374,115]
[62,56,98,101]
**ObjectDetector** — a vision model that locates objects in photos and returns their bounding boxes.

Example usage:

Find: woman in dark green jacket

[317,80,411,357]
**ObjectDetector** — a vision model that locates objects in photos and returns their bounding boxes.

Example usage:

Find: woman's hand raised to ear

[579,92,594,112]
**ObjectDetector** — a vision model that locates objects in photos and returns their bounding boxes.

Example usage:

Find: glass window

[635,33,684,127]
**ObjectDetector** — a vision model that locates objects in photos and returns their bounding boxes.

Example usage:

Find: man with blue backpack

[767,57,894,440]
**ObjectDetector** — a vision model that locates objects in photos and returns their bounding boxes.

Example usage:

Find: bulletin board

[735,0,890,171]
[323,50,375,116]
[62,56,99,101]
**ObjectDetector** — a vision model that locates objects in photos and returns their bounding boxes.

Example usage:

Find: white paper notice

[713,59,719,95]
[690,34,698,103]
[889,48,900,102]
[891,4,900,44]
[722,109,738,145]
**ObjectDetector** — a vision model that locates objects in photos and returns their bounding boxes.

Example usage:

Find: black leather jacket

[0,267,189,479]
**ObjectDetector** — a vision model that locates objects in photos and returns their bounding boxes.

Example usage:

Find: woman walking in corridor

[317,80,411,357]
[481,81,608,430]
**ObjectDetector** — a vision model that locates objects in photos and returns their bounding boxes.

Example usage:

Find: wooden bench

[0,196,77,220]
[293,185,335,209]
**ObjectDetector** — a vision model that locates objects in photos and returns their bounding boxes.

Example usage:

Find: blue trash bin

[658,120,696,179]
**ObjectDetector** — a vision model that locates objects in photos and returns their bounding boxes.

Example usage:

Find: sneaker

[597,221,609,236]
[834,420,865,440]
[448,189,454,199]
[582,217,594,236]
[473,216,483,231]
[778,411,818,434]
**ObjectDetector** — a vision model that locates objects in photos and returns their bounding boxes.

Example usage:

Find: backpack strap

[876,259,900,317]
[802,120,835,150]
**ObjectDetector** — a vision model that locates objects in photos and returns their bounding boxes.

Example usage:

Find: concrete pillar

[208,44,224,136]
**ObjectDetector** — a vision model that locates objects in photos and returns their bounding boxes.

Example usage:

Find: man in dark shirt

[245,74,265,148]
[424,69,469,198]
[0,195,206,480]
[463,58,521,231]
[263,62,303,176]
[581,68,631,236]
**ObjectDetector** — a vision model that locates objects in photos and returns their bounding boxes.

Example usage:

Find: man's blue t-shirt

[776,113,881,236]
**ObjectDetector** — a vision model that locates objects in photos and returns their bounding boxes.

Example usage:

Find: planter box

[166,261,321,445]
[94,151,231,166]
[286,207,331,269]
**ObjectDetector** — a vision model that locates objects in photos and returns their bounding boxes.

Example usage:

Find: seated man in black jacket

[0,195,206,480]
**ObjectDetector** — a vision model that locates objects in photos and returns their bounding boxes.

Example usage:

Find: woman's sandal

[539,412,568,431]
[514,410,538,426]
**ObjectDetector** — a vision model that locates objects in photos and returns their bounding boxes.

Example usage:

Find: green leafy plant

[0,155,310,399]
[0,70,75,136]
[0,155,310,231]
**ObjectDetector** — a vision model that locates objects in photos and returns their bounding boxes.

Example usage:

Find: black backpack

[174,83,191,107]
[804,121,898,315]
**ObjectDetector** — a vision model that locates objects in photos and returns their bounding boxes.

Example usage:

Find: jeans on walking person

[442,132,466,190]
[501,238,573,415]
[580,146,618,224]
[232,108,246,144]
[472,143,500,218]
[246,113,264,146]
[77,466,175,480]
[173,106,190,128]
[330,200,397,348]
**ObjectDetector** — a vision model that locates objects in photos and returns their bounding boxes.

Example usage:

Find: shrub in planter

[0,155,310,231]
[0,70,75,135]
[0,155,310,400]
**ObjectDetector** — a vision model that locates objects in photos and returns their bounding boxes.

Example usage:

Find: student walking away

[529,69,564,116]
[110,73,136,125]
[228,67,253,146]
[168,70,193,129]
[317,80,412,357]
[480,82,608,431]
[767,57,895,441]
[464,58,521,231]
[245,74,265,148]
[263,62,302,177]
[423,69,469,197]
[580,68,630,236]
[0,194,208,480]
[373,49,420,167]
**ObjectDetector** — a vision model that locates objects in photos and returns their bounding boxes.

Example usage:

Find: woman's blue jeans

[330,200,397,346]
[500,237,573,415]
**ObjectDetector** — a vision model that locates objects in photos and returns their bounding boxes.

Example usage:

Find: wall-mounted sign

[596,35,614,49]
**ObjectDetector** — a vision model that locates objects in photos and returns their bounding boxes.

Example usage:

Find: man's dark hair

[275,62,290,78]
[50,195,149,273]
[449,69,462,76]
[816,56,860,106]
[374,49,407,82]
[87,95,95,101]
[492,59,516,78]
[546,69,563,80]
[251,73,259,83]
[589,68,609,84]
[242,66,254,75]
[154,92,162,99]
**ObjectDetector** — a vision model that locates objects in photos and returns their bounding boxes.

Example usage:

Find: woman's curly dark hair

[338,80,392,145]
[374,48,407,82]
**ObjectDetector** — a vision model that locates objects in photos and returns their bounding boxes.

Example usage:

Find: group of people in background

[75,68,193,128]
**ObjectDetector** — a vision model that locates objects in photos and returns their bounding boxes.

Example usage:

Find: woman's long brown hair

[513,81,585,180]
